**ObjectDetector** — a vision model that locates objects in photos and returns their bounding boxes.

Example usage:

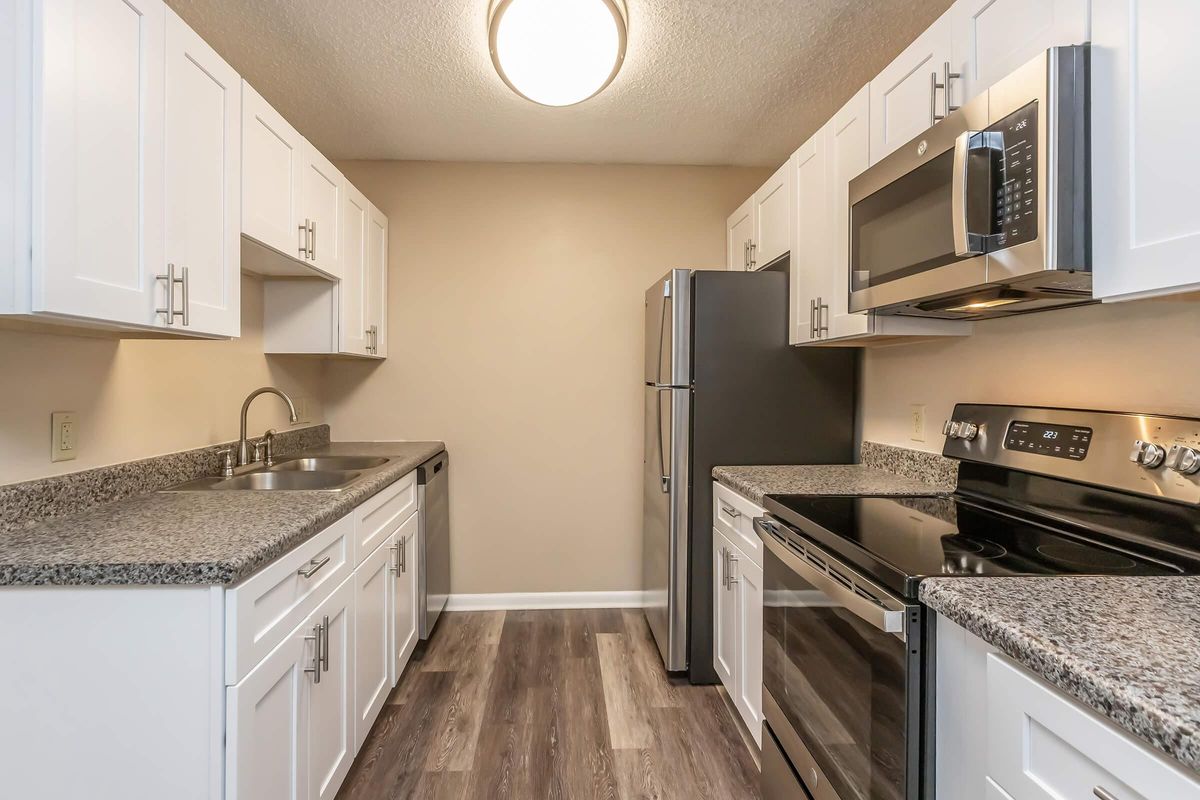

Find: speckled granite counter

[712,464,952,505]
[0,441,444,587]
[922,576,1200,772]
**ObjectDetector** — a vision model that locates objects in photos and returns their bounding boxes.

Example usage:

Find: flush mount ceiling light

[488,0,627,107]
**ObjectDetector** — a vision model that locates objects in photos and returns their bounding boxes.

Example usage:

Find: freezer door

[642,385,690,671]
[644,270,691,387]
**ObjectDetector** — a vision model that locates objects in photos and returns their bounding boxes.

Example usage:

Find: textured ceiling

[166,0,953,166]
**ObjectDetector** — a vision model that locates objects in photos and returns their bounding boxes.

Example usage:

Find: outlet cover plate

[910,404,926,442]
[51,411,78,462]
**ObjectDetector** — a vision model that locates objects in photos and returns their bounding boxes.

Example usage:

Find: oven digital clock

[1005,421,1092,460]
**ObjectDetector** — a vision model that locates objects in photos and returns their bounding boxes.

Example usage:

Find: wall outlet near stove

[910,404,926,442]
[51,411,78,462]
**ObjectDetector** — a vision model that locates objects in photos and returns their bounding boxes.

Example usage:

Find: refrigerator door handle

[654,386,671,493]
[655,279,671,386]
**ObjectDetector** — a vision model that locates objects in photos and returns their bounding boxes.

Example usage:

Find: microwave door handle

[952,130,985,257]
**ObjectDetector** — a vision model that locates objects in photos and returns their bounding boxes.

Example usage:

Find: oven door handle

[755,517,908,641]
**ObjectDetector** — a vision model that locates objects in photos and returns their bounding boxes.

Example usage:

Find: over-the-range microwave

[848,46,1090,319]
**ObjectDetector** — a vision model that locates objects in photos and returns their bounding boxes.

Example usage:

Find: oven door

[847,90,990,314]
[757,515,923,800]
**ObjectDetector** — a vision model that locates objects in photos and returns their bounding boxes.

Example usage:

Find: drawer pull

[1093,789,1120,800]
[297,556,331,579]
[720,503,742,518]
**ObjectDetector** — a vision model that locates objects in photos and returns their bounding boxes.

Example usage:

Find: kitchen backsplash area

[861,297,1200,452]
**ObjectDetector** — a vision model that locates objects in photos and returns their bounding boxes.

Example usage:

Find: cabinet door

[353,537,393,751]
[35,0,164,326]
[163,8,240,337]
[827,86,873,340]
[366,202,388,358]
[790,128,830,345]
[301,141,343,279]
[1092,0,1200,301]
[950,0,1089,107]
[732,546,763,747]
[726,197,754,271]
[869,10,953,164]
[391,513,420,684]
[752,161,793,269]
[226,621,312,800]
[308,578,355,800]
[340,182,370,356]
[242,82,304,260]
[712,529,737,689]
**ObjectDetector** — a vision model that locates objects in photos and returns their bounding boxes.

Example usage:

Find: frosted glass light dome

[489,0,627,107]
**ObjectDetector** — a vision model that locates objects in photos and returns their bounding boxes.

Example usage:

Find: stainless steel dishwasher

[418,451,449,639]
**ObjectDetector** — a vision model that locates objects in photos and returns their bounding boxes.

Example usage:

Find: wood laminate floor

[337,609,760,800]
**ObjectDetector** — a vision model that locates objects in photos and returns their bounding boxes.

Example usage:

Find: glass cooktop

[762,494,1188,599]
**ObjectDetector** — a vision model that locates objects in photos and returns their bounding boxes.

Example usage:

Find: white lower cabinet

[938,616,1200,799]
[308,579,356,800]
[353,535,395,751]
[392,512,420,683]
[711,483,764,746]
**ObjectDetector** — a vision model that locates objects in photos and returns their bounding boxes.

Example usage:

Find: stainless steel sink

[163,469,363,492]
[270,456,389,472]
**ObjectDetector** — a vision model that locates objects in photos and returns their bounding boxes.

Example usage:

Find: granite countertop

[922,576,1200,773]
[0,441,444,587]
[712,464,952,504]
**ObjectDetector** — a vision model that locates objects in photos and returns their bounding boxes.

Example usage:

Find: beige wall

[326,161,769,594]
[0,275,326,484]
[861,298,1200,451]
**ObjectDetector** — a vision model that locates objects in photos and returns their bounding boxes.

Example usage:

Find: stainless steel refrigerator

[642,267,857,682]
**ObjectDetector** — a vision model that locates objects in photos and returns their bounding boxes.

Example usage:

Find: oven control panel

[988,101,1039,250]
[942,404,1200,504]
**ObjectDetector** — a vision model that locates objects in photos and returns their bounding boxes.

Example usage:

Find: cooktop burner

[762,493,1187,599]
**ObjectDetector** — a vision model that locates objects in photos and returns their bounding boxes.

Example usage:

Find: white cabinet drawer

[713,482,765,567]
[225,513,353,684]
[354,470,417,566]
[986,653,1200,800]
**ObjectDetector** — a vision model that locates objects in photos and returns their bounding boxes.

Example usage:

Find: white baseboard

[445,590,644,612]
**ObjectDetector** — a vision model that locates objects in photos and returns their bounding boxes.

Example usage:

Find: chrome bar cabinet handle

[817,297,829,337]
[748,241,756,269]
[308,220,316,260]
[1093,789,1119,800]
[720,546,729,588]
[156,264,186,325]
[943,61,961,116]
[727,552,739,587]
[179,266,189,327]
[297,555,331,579]
[303,622,322,684]
[389,542,400,576]
[399,535,407,573]
[720,503,741,519]
[299,219,310,258]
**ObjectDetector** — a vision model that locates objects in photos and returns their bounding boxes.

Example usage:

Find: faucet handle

[218,448,235,478]
[263,429,278,467]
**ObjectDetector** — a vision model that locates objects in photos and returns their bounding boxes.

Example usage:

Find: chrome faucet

[238,387,298,466]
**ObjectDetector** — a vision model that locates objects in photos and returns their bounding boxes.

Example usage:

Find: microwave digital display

[989,101,1039,250]
[1005,420,1091,460]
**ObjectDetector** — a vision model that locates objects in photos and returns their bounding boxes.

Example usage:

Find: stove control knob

[947,421,962,438]
[959,422,979,441]
[1165,445,1200,475]
[1129,440,1166,468]
[942,420,954,436]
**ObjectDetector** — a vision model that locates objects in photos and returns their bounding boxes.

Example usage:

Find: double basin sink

[163,455,393,492]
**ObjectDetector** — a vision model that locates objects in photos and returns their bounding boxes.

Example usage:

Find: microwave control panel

[989,101,1039,250]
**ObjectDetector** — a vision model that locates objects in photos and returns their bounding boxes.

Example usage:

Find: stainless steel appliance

[848,46,1090,319]
[418,451,449,639]
[642,267,857,681]
[758,404,1200,800]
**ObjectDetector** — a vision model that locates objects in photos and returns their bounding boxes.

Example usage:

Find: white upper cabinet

[340,182,371,357]
[825,87,874,341]
[752,162,793,269]
[366,201,389,358]
[1092,0,1200,301]
[241,82,308,269]
[790,127,832,345]
[301,141,344,279]
[32,0,166,327]
[869,10,953,164]
[950,0,1090,107]
[726,197,754,271]
[163,8,241,337]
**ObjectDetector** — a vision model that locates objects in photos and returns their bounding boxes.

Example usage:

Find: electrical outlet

[51,411,78,462]
[910,404,926,442]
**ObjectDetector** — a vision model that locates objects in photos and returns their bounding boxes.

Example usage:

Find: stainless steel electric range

[757,404,1200,800]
